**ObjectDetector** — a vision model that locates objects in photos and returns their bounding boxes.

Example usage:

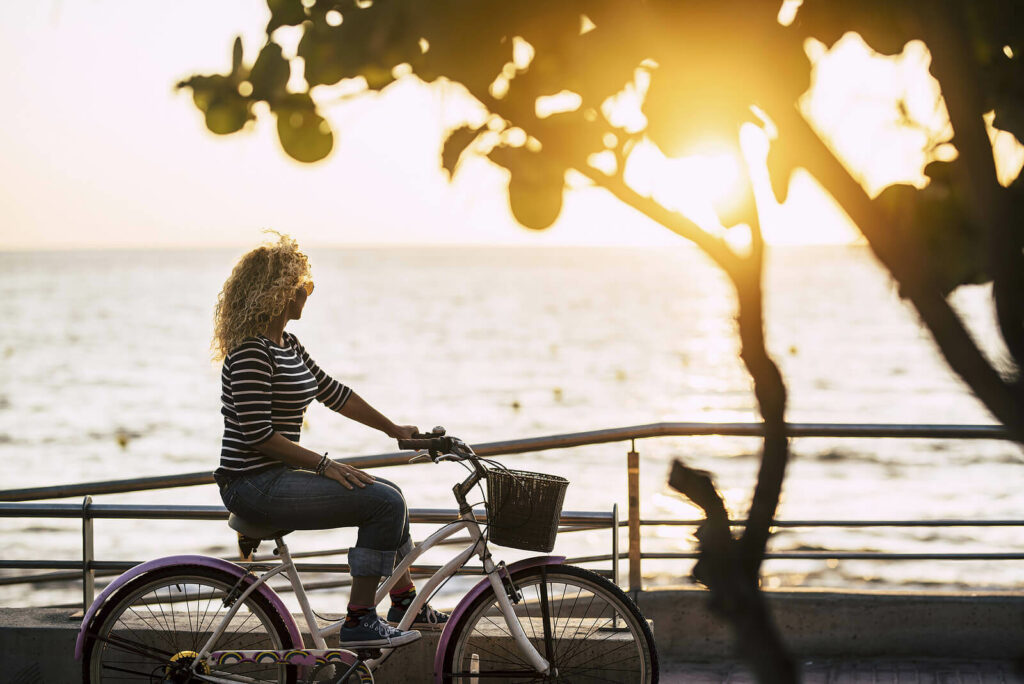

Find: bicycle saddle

[227,513,292,540]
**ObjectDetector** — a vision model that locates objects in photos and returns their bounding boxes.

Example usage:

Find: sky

[1,2,1018,251]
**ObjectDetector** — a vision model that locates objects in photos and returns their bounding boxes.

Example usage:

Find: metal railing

[0,501,617,611]
[1,422,1022,611]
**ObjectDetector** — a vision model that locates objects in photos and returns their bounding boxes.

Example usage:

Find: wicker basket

[486,469,569,552]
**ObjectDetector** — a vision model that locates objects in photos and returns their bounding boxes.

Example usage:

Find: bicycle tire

[441,564,658,683]
[82,564,298,684]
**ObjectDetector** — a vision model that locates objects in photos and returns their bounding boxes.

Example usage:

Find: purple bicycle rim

[74,555,302,660]
[432,555,566,681]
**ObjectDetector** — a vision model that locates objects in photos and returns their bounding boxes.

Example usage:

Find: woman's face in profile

[287,281,311,320]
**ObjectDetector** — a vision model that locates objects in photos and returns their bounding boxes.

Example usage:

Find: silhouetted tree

[179,2,1024,681]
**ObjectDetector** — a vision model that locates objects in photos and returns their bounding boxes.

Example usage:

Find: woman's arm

[288,336,417,439]
[255,433,376,489]
[338,391,418,440]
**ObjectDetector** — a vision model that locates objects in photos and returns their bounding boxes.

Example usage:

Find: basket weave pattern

[486,469,569,552]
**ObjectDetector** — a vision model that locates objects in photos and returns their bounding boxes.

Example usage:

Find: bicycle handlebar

[398,428,483,513]
[397,437,449,451]
[398,427,475,460]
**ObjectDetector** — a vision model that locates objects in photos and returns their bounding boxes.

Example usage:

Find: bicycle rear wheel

[83,564,297,683]
[441,564,658,683]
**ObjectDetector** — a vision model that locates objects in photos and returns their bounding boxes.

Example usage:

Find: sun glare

[587,43,867,246]
[801,34,954,198]
[604,28,1022,248]
[624,139,742,234]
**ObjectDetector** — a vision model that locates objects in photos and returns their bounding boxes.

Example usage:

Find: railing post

[611,503,620,587]
[627,442,641,594]
[82,495,94,612]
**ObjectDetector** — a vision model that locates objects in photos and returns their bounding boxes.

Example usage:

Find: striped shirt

[218,332,352,476]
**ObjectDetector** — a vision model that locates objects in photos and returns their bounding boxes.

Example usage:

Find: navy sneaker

[338,612,421,648]
[387,602,450,630]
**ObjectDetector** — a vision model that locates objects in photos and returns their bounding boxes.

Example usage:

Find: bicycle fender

[433,555,566,681]
[74,555,302,661]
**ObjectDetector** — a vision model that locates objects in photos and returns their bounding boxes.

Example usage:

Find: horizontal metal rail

[1,422,1021,608]
[642,552,1024,561]
[0,422,1012,502]
[0,503,612,524]
[0,503,616,605]
[638,519,1024,527]
[2,503,1020,571]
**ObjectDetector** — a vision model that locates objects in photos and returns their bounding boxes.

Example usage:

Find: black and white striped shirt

[218,332,352,475]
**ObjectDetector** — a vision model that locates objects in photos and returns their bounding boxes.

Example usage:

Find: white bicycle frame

[193,508,550,678]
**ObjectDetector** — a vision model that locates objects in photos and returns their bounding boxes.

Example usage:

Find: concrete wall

[4,587,1024,682]
[635,586,1024,662]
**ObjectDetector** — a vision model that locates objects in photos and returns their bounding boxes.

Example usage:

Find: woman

[212,232,444,648]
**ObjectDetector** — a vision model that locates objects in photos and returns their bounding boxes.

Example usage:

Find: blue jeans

[217,465,412,577]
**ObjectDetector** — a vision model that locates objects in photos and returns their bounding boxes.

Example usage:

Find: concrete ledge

[4,588,1024,682]
[0,607,442,684]
[635,586,1024,661]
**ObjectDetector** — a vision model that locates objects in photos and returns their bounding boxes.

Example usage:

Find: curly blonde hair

[213,231,311,360]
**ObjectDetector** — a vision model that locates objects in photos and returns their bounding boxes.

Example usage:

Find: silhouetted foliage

[180,2,1024,681]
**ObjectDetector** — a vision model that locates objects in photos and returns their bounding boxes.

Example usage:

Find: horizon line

[0,241,866,254]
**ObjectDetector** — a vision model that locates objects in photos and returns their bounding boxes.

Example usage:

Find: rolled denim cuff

[348,546,397,577]
[397,537,413,561]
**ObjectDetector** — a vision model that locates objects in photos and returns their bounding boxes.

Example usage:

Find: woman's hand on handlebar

[323,460,376,490]
[388,424,419,441]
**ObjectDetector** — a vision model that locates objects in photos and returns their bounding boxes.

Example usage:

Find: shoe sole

[338,630,422,648]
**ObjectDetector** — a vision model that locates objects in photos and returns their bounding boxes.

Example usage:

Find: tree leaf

[531,111,607,166]
[179,74,253,135]
[876,167,988,294]
[490,145,565,230]
[232,36,244,75]
[206,99,252,135]
[509,169,564,230]
[267,0,307,33]
[274,94,334,162]
[250,42,291,101]
[441,125,480,179]
[298,2,416,89]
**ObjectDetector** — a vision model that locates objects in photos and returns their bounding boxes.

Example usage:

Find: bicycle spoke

[100,662,163,678]
[86,570,290,683]
[446,566,654,683]
[465,614,532,668]
[96,630,175,662]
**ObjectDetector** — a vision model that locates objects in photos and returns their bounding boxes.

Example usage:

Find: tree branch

[781,108,1024,440]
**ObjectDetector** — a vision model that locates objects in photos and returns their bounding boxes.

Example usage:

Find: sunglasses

[300,281,314,296]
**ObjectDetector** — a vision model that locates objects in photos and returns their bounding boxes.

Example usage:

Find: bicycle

[75,429,658,682]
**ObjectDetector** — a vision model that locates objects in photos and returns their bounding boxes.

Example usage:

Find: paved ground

[662,659,1024,683]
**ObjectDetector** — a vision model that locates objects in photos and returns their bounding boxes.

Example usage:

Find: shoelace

[364,615,398,639]
[422,606,445,624]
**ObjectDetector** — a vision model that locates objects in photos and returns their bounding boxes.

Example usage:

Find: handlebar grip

[397,438,437,450]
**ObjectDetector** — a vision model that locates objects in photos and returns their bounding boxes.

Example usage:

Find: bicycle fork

[482,557,551,676]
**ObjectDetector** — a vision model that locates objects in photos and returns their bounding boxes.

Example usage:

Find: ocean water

[0,244,1021,609]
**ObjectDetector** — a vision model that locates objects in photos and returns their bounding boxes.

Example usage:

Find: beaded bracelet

[315,453,330,476]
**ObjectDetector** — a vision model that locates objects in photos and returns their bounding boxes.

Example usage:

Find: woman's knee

[373,476,404,496]
[363,483,406,536]
[369,480,407,515]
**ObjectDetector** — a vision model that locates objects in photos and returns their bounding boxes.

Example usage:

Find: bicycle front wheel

[83,564,297,684]
[441,564,658,683]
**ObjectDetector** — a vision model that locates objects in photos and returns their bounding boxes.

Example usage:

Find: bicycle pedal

[354,648,382,660]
